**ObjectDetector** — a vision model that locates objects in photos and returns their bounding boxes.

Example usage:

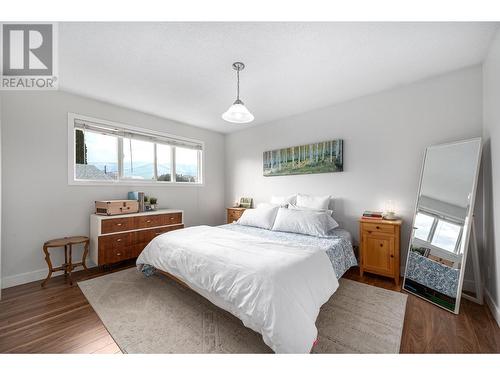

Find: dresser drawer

[135,214,164,229]
[101,217,134,234]
[135,213,182,229]
[147,224,184,237]
[362,222,394,234]
[159,213,183,226]
[102,247,130,264]
[130,225,184,258]
[98,233,132,263]
[98,232,132,250]
[134,224,185,244]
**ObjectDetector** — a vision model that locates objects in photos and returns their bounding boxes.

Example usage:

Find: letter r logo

[2,24,53,76]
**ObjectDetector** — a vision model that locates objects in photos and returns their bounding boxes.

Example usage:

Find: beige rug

[78,268,407,353]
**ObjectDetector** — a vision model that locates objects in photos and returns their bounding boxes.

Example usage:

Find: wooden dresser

[90,209,183,265]
[359,218,402,286]
[226,207,247,223]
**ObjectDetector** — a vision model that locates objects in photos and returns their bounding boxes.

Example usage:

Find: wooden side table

[359,218,402,286]
[42,236,90,287]
[226,207,248,223]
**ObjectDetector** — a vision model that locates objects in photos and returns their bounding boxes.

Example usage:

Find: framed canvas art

[263,140,343,176]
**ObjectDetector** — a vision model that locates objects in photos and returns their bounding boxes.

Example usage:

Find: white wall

[0,90,225,288]
[225,66,483,274]
[483,27,500,325]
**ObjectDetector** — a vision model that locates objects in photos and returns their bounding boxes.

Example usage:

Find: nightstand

[226,207,247,223]
[359,218,402,286]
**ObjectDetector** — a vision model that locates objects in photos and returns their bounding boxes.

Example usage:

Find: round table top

[44,236,89,247]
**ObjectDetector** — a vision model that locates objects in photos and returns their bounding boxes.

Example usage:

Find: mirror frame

[402,137,482,314]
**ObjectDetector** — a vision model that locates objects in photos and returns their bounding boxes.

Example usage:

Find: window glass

[72,117,203,185]
[75,129,118,180]
[414,212,434,241]
[157,144,172,182]
[175,147,199,183]
[431,220,461,252]
[122,138,155,180]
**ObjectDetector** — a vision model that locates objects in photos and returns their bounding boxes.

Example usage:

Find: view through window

[73,117,202,184]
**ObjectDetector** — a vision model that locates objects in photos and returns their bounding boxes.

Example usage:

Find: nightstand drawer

[226,208,247,223]
[362,222,394,234]
[228,213,241,222]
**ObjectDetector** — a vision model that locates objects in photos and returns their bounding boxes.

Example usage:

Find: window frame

[67,113,204,186]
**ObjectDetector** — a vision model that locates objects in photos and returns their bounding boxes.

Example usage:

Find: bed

[136,223,357,353]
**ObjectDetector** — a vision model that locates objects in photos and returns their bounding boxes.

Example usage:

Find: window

[75,130,118,181]
[157,144,172,182]
[413,210,463,253]
[175,146,200,183]
[414,212,434,241]
[69,114,203,185]
[123,138,155,180]
[431,220,462,252]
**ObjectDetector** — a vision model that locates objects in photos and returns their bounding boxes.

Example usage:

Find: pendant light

[222,62,254,124]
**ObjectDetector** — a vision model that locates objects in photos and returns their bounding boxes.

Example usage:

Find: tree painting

[263,140,343,176]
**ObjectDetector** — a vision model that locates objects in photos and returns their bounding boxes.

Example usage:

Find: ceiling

[59,22,499,133]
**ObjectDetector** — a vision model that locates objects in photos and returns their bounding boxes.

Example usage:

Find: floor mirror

[403,138,482,314]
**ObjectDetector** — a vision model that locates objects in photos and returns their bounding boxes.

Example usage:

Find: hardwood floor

[1,264,499,353]
[344,268,500,353]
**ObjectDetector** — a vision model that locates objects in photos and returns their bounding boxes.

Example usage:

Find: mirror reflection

[403,138,481,313]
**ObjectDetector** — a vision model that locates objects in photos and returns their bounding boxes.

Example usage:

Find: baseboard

[1,268,57,288]
[2,260,97,289]
[462,279,476,292]
[484,288,500,328]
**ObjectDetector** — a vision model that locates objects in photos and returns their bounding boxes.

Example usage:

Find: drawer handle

[390,254,394,258]
[146,220,152,223]
[116,252,122,256]
[380,244,383,247]
[376,226,380,229]
[116,223,122,226]
[170,217,174,220]
[116,238,122,242]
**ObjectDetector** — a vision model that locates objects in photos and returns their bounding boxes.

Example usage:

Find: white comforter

[136,225,339,353]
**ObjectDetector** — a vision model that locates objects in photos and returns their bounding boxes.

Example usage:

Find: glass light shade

[222,101,254,124]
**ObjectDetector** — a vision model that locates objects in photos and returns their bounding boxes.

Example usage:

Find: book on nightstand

[362,211,383,219]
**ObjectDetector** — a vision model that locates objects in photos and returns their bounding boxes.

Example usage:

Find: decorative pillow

[271,207,339,237]
[295,193,331,210]
[270,194,297,207]
[236,206,279,230]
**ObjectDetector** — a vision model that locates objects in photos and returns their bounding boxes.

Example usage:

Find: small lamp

[383,200,397,220]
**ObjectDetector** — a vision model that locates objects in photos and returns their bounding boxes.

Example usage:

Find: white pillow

[236,206,279,230]
[257,202,280,209]
[270,194,297,207]
[271,207,339,237]
[288,204,334,218]
[296,193,331,210]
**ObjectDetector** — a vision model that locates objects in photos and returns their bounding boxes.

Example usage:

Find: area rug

[78,268,407,353]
